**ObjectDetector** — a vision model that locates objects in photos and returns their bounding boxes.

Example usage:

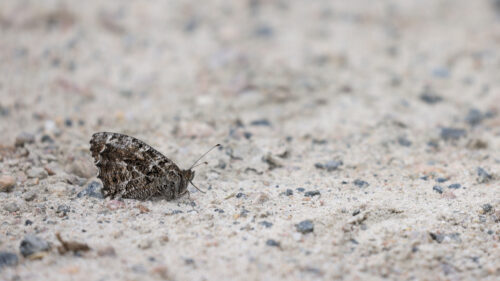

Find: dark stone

[296,188,305,192]
[214,208,224,214]
[41,135,54,143]
[304,190,320,197]
[25,219,33,226]
[77,181,104,199]
[440,128,466,141]
[266,239,280,247]
[236,192,246,198]
[184,258,195,265]
[259,221,273,228]
[56,204,70,216]
[315,160,343,171]
[352,209,360,216]
[19,235,50,257]
[465,109,483,126]
[296,220,314,234]
[353,179,369,188]
[250,119,271,126]
[243,132,253,139]
[436,177,448,183]
[448,183,461,189]
[477,167,493,183]
[65,118,73,127]
[482,204,493,213]
[429,232,445,243]
[285,189,293,196]
[420,91,442,104]
[397,137,412,147]
[433,186,443,194]
[0,252,18,268]
[254,25,274,38]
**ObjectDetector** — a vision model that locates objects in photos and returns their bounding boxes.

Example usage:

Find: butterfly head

[181,169,205,194]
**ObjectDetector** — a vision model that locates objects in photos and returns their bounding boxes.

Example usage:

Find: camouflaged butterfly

[90,132,219,200]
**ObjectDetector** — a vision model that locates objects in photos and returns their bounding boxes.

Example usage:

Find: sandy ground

[1,0,500,280]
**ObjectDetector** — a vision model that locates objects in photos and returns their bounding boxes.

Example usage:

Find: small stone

[465,109,484,126]
[26,167,48,179]
[235,192,246,199]
[0,175,16,192]
[482,204,493,214]
[440,128,466,141]
[285,189,293,196]
[477,167,493,183]
[429,232,445,243]
[25,219,33,225]
[436,177,448,183]
[353,179,369,188]
[448,183,461,189]
[266,239,280,247]
[433,186,443,194]
[295,220,314,234]
[250,119,271,126]
[0,251,18,268]
[315,160,343,171]
[15,132,35,147]
[20,234,50,257]
[56,204,71,216]
[41,135,54,143]
[296,188,305,192]
[23,191,37,201]
[97,246,116,257]
[304,190,320,197]
[4,202,19,212]
[419,90,442,104]
[397,137,412,147]
[259,221,273,228]
[77,181,104,199]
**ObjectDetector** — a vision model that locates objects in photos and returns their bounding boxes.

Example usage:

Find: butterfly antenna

[192,161,208,169]
[190,181,206,193]
[189,144,221,170]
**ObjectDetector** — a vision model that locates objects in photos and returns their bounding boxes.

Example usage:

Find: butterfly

[89,132,219,200]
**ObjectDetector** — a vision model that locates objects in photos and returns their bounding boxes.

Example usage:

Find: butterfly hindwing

[89,132,183,200]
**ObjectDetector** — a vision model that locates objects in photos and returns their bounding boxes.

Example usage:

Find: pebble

[15,132,35,147]
[235,192,246,199]
[285,189,293,196]
[419,91,442,104]
[296,188,305,192]
[0,251,18,268]
[314,160,343,171]
[296,220,314,234]
[0,175,16,192]
[56,204,71,216]
[259,221,273,228]
[397,137,412,147]
[477,167,493,183]
[23,191,37,201]
[266,239,280,247]
[465,109,484,126]
[20,234,50,257]
[440,128,466,141]
[433,186,443,194]
[250,119,271,126]
[436,177,448,183]
[4,202,20,212]
[448,183,461,189]
[482,204,493,214]
[26,167,48,179]
[353,179,369,188]
[304,190,320,197]
[77,181,104,199]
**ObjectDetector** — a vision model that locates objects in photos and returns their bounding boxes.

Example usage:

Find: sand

[0,0,499,280]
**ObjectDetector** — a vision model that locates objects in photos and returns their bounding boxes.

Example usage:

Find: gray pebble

[77,181,104,199]
[477,167,493,183]
[419,90,442,104]
[0,251,18,268]
[433,186,443,194]
[259,221,273,228]
[296,220,314,234]
[304,190,320,197]
[20,234,50,257]
[397,136,412,147]
[26,167,48,179]
[56,204,70,216]
[315,160,343,171]
[266,239,280,247]
[23,191,37,201]
[353,179,369,188]
[4,202,19,212]
[465,109,484,126]
[296,188,305,192]
[429,232,445,243]
[15,132,35,147]
[250,119,271,126]
[436,177,448,183]
[285,189,293,196]
[448,183,461,189]
[482,204,493,213]
[440,128,466,141]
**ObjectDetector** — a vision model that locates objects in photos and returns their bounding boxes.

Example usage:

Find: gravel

[353,179,369,188]
[19,235,50,257]
[440,128,466,141]
[295,220,314,234]
[0,175,16,192]
[0,252,18,268]
[77,181,104,199]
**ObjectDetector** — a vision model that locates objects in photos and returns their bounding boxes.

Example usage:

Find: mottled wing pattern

[89,132,182,200]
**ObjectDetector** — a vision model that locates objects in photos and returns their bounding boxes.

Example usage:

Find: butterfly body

[89,132,192,200]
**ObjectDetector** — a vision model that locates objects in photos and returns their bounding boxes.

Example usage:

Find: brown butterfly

[90,132,219,200]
